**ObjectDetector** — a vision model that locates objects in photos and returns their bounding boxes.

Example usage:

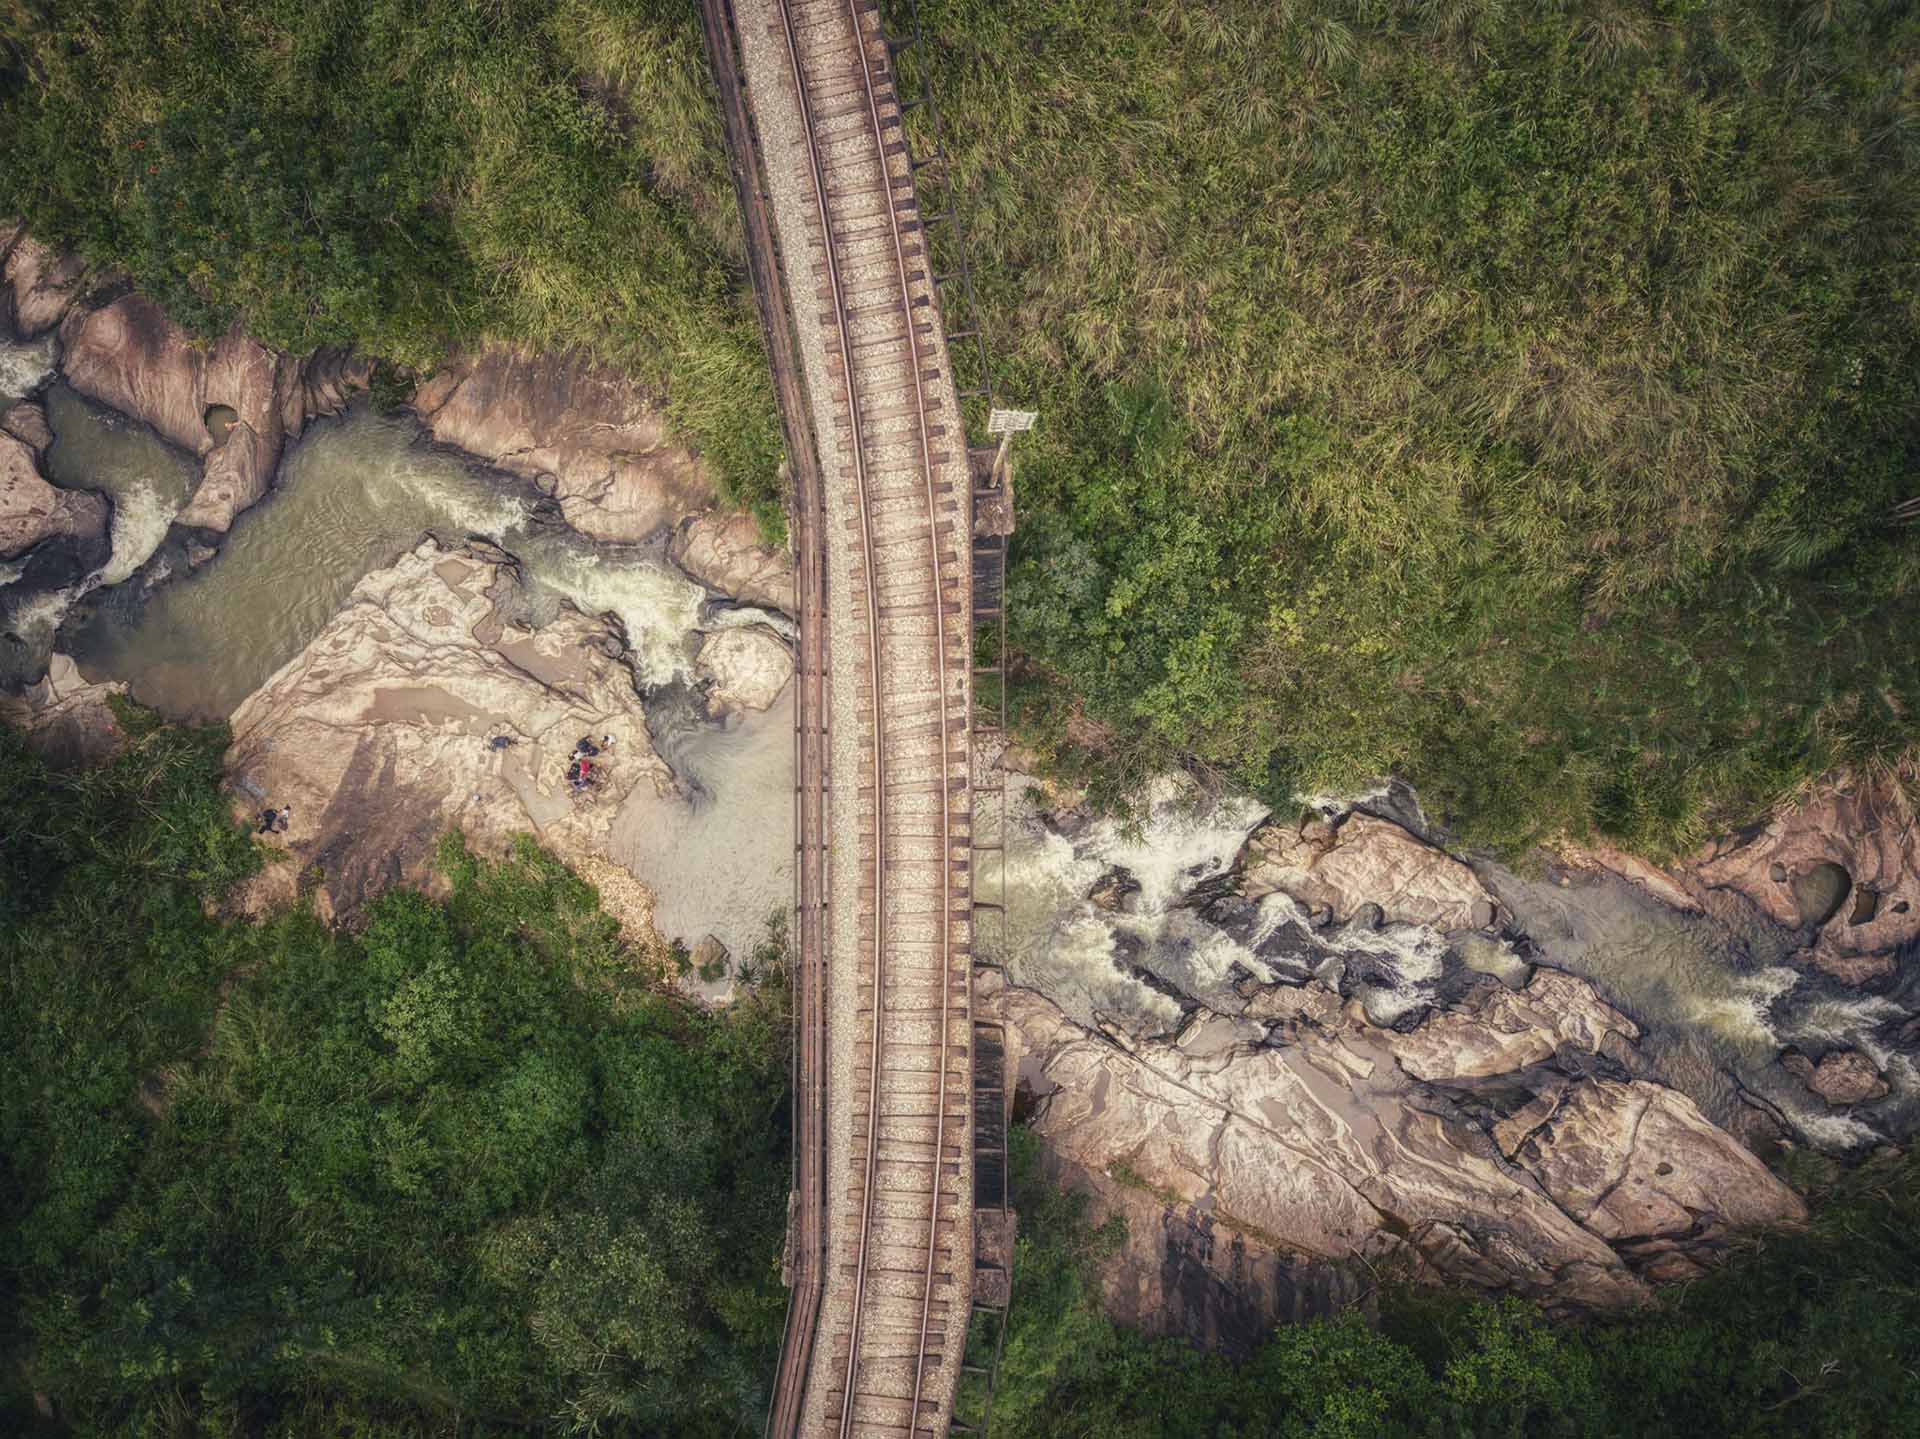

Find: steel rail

[768,6,894,1436]
[833,4,955,1430]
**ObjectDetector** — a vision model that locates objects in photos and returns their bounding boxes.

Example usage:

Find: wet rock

[1392,969,1639,1083]
[0,652,128,766]
[1,409,108,562]
[1,232,89,340]
[225,538,677,925]
[1690,777,1920,984]
[1088,865,1142,912]
[983,964,1804,1313]
[671,508,794,614]
[1552,840,1704,915]
[56,294,307,533]
[1241,812,1495,931]
[3,398,54,452]
[696,627,792,714]
[1781,1048,1890,1106]
[412,348,715,542]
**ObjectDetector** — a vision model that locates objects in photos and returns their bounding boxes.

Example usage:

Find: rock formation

[1242,811,1498,931]
[57,295,316,533]
[1781,1048,1891,1106]
[671,508,794,613]
[1689,775,1920,984]
[984,963,1805,1312]
[1,229,89,341]
[1,399,107,567]
[696,626,793,714]
[412,348,716,543]
[225,538,678,926]
[0,399,110,688]
[0,652,128,766]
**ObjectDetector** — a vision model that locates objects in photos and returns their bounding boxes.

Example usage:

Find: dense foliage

[0,0,784,531]
[900,0,1920,850]
[0,714,791,1435]
[974,1129,1920,1438]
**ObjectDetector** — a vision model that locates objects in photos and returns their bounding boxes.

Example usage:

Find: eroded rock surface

[1782,1049,1891,1106]
[57,295,308,532]
[1,401,107,562]
[671,508,794,613]
[1690,777,1920,984]
[1,231,89,341]
[0,652,127,766]
[413,349,714,542]
[986,960,1805,1312]
[1242,812,1496,931]
[696,626,793,714]
[225,539,676,924]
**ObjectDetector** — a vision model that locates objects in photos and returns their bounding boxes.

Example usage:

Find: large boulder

[1389,968,1639,1083]
[1241,812,1497,931]
[1690,777,1920,984]
[225,538,678,925]
[1,231,89,341]
[671,508,794,613]
[984,962,1805,1312]
[412,349,715,542]
[0,652,128,766]
[1502,1075,1803,1281]
[57,295,307,533]
[1,402,108,562]
[1781,1048,1891,1106]
[696,626,793,714]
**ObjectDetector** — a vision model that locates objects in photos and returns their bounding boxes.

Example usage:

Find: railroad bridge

[698,1,1013,1435]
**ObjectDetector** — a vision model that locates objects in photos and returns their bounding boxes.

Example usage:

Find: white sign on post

[986,408,1038,434]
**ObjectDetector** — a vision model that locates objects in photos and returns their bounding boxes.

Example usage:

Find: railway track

[704,0,978,1429]
[771,0,974,1433]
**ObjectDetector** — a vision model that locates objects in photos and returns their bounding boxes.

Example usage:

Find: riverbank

[2,232,798,974]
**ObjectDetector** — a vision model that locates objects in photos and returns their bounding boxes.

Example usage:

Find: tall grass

[895,0,1920,851]
[0,0,786,533]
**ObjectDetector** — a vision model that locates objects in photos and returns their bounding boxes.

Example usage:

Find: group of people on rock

[484,731,615,795]
[565,734,613,793]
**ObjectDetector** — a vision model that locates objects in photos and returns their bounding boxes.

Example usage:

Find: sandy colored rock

[412,348,715,542]
[1242,812,1496,931]
[1553,839,1703,915]
[2,233,89,340]
[1506,1077,1806,1248]
[225,538,679,921]
[697,626,793,713]
[1691,775,1920,984]
[57,294,309,533]
[0,653,128,766]
[1391,968,1640,1083]
[671,508,795,613]
[985,964,1803,1311]
[1781,1048,1890,1106]
[3,398,54,452]
[1,412,108,560]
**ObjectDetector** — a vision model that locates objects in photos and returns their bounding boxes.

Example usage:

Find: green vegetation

[975,1128,1920,1438]
[901,0,1920,850]
[6,0,1919,846]
[0,713,791,1434]
[0,0,785,532]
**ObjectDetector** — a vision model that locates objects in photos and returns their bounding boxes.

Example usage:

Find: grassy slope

[0,0,786,533]
[898,0,1920,851]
